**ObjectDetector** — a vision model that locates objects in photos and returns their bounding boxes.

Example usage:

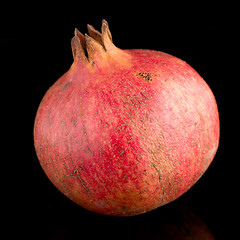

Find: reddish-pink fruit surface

[34,20,220,216]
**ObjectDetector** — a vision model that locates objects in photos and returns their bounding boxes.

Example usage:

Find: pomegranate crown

[71,20,129,67]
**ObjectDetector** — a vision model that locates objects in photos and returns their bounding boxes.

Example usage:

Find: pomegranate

[34,20,220,216]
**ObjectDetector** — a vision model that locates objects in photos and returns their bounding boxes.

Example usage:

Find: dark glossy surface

[27,203,216,240]
[4,8,238,240]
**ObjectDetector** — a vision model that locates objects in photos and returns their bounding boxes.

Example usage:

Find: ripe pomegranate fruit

[34,20,220,216]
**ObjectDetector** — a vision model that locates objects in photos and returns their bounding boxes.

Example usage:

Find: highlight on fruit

[34,20,220,216]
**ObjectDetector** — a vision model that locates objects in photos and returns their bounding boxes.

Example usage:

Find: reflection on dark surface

[46,203,214,240]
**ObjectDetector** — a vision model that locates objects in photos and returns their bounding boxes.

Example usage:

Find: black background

[3,4,238,239]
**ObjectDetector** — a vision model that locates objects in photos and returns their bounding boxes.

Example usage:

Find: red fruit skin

[34,22,219,216]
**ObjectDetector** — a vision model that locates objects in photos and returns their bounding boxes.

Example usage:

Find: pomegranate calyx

[71,30,88,63]
[85,33,107,64]
[71,20,130,67]
[87,24,103,46]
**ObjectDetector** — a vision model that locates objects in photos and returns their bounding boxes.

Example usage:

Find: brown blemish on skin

[62,82,72,90]
[71,118,77,127]
[120,150,125,156]
[72,169,92,195]
[136,72,152,82]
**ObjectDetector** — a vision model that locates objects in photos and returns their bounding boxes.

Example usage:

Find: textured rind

[34,49,219,216]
